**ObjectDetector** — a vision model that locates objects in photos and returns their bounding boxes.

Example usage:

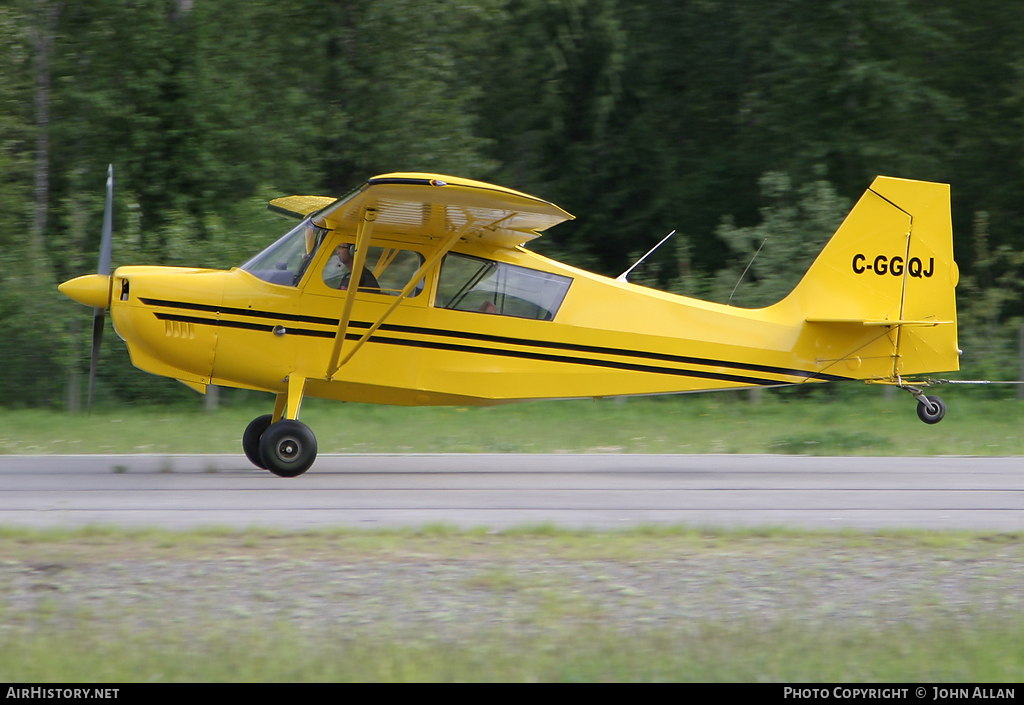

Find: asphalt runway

[0,454,1021,531]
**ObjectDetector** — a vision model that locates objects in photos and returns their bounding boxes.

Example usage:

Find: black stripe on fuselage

[141,298,337,326]
[140,298,849,383]
[365,334,782,386]
[152,312,780,386]
[153,313,335,338]
[344,321,849,383]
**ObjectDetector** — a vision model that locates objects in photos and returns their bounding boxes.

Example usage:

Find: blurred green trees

[0,0,1021,406]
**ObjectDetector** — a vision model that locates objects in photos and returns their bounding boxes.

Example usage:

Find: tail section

[778,176,959,379]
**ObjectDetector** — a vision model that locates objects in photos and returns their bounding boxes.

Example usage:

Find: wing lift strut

[325,206,481,380]
[269,205,479,431]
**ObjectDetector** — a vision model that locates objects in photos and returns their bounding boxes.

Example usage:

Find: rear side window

[436,253,572,321]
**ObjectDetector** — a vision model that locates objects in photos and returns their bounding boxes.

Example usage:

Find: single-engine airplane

[60,169,960,476]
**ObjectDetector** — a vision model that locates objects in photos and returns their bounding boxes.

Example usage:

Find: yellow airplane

[59,169,960,476]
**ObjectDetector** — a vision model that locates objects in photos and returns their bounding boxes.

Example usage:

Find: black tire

[242,414,273,469]
[258,419,318,477]
[916,395,946,424]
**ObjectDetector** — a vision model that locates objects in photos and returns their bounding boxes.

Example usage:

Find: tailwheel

[258,419,318,477]
[916,395,946,425]
[242,414,274,469]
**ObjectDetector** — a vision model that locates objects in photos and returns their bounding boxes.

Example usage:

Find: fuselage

[108,238,867,407]
[76,171,960,407]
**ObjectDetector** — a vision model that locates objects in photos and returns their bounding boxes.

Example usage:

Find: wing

[268,195,338,220]
[313,173,574,249]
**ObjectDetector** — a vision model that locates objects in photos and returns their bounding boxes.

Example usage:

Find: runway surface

[0,454,1021,531]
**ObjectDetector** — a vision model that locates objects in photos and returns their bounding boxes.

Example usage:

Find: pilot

[323,244,380,292]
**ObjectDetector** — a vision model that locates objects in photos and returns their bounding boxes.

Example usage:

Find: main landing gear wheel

[916,395,946,425]
[258,419,318,478]
[242,414,274,469]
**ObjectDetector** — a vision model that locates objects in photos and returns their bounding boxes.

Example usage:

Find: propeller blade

[97,165,113,276]
[87,165,114,415]
[87,308,104,415]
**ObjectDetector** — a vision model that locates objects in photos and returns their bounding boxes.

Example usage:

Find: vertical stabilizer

[777,177,959,379]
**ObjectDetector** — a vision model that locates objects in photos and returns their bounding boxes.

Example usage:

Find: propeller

[88,165,114,414]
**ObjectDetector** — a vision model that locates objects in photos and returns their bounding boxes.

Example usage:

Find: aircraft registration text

[852,254,935,278]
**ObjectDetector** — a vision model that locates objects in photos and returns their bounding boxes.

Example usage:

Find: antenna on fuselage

[728,237,767,303]
[616,230,676,283]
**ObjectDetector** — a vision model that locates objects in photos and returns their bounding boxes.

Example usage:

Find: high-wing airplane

[59,169,960,476]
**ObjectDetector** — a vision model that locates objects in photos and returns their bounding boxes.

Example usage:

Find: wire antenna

[616,230,676,282]
[728,238,767,303]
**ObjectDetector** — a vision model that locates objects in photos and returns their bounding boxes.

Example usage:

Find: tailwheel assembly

[897,381,946,425]
[915,395,946,424]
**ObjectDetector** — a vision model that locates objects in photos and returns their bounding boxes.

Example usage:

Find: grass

[1,620,1022,682]
[0,526,1021,682]
[0,523,1019,565]
[1,387,1022,456]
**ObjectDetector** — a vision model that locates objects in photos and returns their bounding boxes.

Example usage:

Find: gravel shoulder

[1,530,1022,642]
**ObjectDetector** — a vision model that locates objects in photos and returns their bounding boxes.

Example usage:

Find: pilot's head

[337,243,354,266]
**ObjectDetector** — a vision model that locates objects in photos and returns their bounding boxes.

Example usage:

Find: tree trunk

[28,0,60,283]
[205,385,220,412]
[1018,323,1024,401]
[66,317,80,413]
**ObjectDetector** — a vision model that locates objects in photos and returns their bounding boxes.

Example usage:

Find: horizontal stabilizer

[806,318,953,327]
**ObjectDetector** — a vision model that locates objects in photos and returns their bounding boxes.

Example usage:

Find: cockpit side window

[321,244,426,296]
[436,253,572,321]
[240,219,329,286]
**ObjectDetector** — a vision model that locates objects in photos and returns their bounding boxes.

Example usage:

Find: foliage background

[0,0,1022,407]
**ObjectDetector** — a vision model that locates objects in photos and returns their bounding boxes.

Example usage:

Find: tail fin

[778,176,959,379]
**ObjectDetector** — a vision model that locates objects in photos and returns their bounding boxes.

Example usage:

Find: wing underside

[270,173,574,249]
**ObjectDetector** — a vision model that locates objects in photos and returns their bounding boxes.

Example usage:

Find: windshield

[240,219,330,286]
